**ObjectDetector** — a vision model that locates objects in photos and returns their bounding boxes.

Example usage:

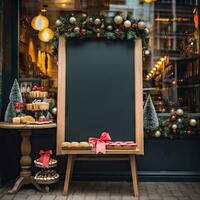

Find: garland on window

[52,13,150,55]
[145,108,200,139]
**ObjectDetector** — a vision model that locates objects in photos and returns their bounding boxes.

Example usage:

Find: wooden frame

[56,36,144,155]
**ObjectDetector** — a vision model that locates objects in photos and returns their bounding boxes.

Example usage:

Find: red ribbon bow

[32,85,44,92]
[88,132,111,154]
[15,102,24,110]
[38,150,52,168]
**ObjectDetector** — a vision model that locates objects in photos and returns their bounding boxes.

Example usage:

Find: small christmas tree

[144,94,159,130]
[4,79,23,122]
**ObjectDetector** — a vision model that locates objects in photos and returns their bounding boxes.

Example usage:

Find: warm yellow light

[153,67,157,71]
[38,28,54,42]
[155,64,159,69]
[31,14,49,31]
[157,61,162,65]
[160,57,165,62]
[146,75,150,79]
[143,0,157,3]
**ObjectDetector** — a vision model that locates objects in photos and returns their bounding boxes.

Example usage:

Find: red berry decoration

[80,28,87,35]
[170,114,177,122]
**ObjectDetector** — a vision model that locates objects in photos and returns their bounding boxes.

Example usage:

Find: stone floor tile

[26,194,42,200]
[0,194,15,200]
[54,196,67,200]
[40,195,56,200]
[13,194,29,200]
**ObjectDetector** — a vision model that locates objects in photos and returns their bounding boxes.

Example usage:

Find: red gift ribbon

[88,132,111,154]
[38,150,52,168]
[32,85,44,92]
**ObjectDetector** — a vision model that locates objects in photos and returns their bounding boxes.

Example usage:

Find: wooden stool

[63,153,139,197]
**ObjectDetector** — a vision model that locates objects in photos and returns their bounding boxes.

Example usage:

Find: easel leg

[129,155,139,197]
[69,155,75,183]
[63,155,73,195]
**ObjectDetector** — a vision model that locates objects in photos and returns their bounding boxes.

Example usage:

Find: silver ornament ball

[138,21,146,30]
[52,107,57,115]
[189,119,197,127]
[114,15,123,25]
[107,25,113,31]
[177,118,182,123]
[55,19,62,26]
[154,130,161,138]
[176,108,184,116]
[69,16,76,24]
[172,124,177,130]
[124,20,131,28]
[94,18,101,25]
[144,49,150,56]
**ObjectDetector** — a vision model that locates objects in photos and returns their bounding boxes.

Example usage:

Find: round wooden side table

[0,122,56,194]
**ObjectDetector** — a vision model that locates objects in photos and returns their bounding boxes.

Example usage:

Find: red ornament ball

[80,28,87,35]
[170,114,177,121]
[172,129,177,134]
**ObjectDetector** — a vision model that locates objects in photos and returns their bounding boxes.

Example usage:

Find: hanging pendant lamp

[31,13,49,31]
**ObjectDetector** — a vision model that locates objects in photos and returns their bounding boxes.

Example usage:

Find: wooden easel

[63,152,138,197]
[56,36,144,197]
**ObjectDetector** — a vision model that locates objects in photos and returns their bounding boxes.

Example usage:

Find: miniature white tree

[144,94,159,130]
[4,79,23,122]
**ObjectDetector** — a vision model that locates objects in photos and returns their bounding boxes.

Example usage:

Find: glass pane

[19,0,200,115]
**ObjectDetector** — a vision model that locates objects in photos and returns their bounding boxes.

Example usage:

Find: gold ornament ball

[89,17,93,23]
[114,15,123,24]
[96,32,101,37]
[176,108,184,116]
[94,18,101,25]
[189,119,197,126]
[154,130,161,138]
[74,27,80,32]
[55,19,62,26]
[124,20,131,28]
[82,13,87,18]
[138,21,146,30]
[52,107,57,115]
[170,108,176,114]
[69,16,76,24]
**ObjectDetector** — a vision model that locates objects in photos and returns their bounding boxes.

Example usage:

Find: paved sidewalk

[0,181,200,200]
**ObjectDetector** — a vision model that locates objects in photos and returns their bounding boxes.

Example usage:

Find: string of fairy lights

[145,56,169,81]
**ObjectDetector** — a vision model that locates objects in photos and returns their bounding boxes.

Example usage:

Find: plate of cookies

[62,141,93,150]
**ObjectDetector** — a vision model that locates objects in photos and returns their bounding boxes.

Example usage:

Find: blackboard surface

[66,39,135,141]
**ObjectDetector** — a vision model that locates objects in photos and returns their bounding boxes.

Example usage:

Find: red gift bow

[38,150,52,168]
[32,85,44,92]
[15,102,24,109]
[88,132,111,154]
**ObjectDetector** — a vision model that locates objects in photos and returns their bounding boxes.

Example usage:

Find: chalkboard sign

[57,36,144,155]
[66,39,134,141]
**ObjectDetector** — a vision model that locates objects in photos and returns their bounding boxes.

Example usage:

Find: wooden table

[0,122,56,194]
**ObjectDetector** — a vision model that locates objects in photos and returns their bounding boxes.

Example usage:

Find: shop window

[19,0,200,115]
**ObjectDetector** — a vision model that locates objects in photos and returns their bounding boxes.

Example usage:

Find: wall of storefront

[0,0,200,186]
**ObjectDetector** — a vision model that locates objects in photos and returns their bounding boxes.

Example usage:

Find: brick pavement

[0,182,200,200]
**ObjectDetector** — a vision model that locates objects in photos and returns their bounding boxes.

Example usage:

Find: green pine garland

[145,110,200,139]
[52,13,149,55]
